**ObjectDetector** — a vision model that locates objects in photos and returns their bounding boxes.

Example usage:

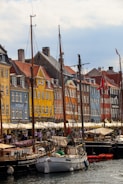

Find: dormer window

[37,79,44,85]
[47,80,51,88]
[0,54,6,62]
[20,76,25,88]
[17,75,25,88]
[12,76,17,87]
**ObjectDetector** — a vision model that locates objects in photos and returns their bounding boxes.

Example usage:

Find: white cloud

[1,0,123,37]
[0,0,123,71]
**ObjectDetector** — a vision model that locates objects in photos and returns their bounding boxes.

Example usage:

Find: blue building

[89,79,101,122]
[10,64,29,124]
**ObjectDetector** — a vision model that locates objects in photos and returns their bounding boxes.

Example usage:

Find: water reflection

[1,160,123,184]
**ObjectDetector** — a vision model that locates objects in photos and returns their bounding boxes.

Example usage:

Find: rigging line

[55,31,62,80]
[31,0,34,16]
[25,26,30,59]
[55,34,59,61]
[25,15,37,60]
[33,27,39,55]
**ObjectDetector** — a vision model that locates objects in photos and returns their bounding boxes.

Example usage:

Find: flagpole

[97,75,106,127]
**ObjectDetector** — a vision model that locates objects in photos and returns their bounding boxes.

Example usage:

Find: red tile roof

[64,66,76,75]
[12,60,52,83]
[13,60,39,77]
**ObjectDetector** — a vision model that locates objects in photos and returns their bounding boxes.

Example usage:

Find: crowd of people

[1,126,121,145]
[1,127,84,144]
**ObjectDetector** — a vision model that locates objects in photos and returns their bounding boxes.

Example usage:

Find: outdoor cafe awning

[85,127,114,136]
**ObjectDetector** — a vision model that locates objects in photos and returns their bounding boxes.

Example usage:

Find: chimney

[18,49,25,62]
[108,66,113,71]
[98,67,101,71]
[42,47,50,56]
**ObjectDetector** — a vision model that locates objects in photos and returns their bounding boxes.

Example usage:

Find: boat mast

[58,26,67,136]
[115,49,123,126]
[30,15,35,152]
[102,74,105,128]
[78,54,84,140]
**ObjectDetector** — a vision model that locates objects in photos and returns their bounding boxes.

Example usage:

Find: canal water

[0,159,123,184]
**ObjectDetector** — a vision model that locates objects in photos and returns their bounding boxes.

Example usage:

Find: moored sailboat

[0,15,42,176]
[0,142,40,176]
[35,26,89,174]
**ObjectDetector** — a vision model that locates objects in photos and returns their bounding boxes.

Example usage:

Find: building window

[6,105,9,115]
[24,93,28,103]
[12,76,17,87]
[5,69,9,78]
[6,86,9,95]
[37,91,40,99]
[2,104,4,114]
[16,92,19,102]
[20,77,25,88]
[24,110,28,119]
[47,81,51,88]
[11,92,14,102]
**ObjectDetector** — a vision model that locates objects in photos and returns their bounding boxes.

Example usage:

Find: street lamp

[115,48,123,126]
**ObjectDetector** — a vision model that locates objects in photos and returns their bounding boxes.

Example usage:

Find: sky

[1,0,123,73]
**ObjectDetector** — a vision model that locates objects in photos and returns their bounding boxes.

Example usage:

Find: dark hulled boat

[84,127,114,156]
[0,142,40,176]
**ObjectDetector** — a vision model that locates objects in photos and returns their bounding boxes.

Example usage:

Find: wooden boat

[0,143,41,176]
[35,26,89,174]
[0,16,43,176]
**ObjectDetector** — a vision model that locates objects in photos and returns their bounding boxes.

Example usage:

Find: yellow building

[32,65,54,121]
[13,61,54,122]
[0,45,11,127]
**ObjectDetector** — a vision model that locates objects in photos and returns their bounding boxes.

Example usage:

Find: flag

[97,76,107,90]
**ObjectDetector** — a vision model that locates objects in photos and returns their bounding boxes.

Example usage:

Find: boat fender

[70,167,74,171]
[45,157,51,162]
[7,166,14,175]
[84,160,89,170]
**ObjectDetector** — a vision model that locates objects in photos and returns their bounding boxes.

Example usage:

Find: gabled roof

[86,67,121,87]
[64,66,76,75]
[86,68,101,77]
[0,45,11,66]
[0,45,7,54]
[92,75,119,88]
[33,50,73,80]
[11,60,52,82]
[12,60,39,77]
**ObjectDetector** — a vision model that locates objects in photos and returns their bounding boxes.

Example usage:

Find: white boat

[36,136,89,173]
[36,26,89,173]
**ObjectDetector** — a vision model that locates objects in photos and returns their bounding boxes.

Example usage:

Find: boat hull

[36,155,88,173]
[0,155,38,176]
[112,142,123,159]
[85,141,113,155]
